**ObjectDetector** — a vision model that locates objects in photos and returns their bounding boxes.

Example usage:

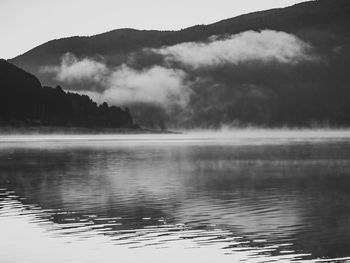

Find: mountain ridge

[11,0,350,68]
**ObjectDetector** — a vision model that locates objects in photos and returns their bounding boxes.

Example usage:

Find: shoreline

[0,126,179,135]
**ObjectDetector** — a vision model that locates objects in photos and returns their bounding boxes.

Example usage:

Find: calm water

[1,131,350,263]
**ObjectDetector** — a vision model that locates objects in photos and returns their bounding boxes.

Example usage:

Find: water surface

[1,131,350,263]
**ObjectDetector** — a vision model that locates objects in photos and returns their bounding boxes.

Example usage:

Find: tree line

[0,59,135,128]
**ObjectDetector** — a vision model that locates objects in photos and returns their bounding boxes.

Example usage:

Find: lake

[1,130,350,263]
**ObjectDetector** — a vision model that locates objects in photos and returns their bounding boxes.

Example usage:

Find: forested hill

[0,59,135,128]
[7,0,350,128]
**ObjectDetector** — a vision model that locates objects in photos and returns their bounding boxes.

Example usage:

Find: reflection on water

[1,131,350,263]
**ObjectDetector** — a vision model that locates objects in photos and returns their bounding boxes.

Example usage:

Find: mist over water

[2,128,350,141]
[1,130,350,263]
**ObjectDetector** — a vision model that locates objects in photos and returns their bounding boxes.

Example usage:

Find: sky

[0,0,308,59]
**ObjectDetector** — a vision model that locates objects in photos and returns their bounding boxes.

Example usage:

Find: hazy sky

[0,0,308,59]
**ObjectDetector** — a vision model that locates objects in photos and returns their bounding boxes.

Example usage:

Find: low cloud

[95,65,191,108]
[42,53,109,84]
[42,54,191,109]
[40,30,316,113]
[152,30,315,68]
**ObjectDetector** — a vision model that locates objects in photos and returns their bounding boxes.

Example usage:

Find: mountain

[8,0,350,128]
[10,0,350,67]
[0,59,134,128]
